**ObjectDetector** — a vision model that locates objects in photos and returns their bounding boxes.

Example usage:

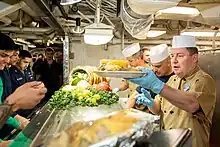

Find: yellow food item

[48,110,138,147]
[104,62,121,71]
[100,59,129,69]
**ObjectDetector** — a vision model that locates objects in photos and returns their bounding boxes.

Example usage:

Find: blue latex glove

[126,68,165,94]
[136,88,154,108]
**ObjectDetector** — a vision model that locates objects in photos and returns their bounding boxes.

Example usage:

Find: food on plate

[89,72,108,85]
[98,59,128,71]
[100,59,129,69]
[98,59,140,71]
[48,110,138,147]
[49,85,119,109]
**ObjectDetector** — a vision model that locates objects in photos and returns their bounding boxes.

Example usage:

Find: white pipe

[20,10,23,29]
[0,1,26,18]
[10,34,43,40]
[121,25,124,50]
[111,38,220,46]
[0,27,52,33]
[103,14,115,27]
[95,0,101,23]
[62,23,88,27]
[68,14,95,19]
[212,31,219,49]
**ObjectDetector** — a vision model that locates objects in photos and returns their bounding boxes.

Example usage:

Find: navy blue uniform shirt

[9,66,34,92]
[9,66,35,117]
[0,68,12,102]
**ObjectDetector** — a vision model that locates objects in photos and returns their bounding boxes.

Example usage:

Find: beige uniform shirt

[155,66,216,147]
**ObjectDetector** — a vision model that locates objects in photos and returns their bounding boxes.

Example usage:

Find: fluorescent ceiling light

[60,0,81,5]
[147,30,166,37]
[28,44,36,48]
[14,38,31,45]
[158,6,200,15]
[84,23,114,45]
[181,31,220,37]
[84,34,113,45]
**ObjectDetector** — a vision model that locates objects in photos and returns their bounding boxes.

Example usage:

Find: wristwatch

[0,101,13,127]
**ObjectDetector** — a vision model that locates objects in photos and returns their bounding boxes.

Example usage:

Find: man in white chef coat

[127,35,216,147]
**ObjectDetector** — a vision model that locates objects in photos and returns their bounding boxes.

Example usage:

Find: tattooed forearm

[0,104,12,128]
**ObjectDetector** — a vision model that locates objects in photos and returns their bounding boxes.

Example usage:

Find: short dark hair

[186,47,198,55]
[45,47,54,53]
[0,33,16,51]
[19,50,32,59]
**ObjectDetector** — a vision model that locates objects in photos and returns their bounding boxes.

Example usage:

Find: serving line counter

[8,98,192,147]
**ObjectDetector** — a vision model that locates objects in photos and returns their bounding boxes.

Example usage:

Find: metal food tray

[94,71,147,78]
[30,103,125,147]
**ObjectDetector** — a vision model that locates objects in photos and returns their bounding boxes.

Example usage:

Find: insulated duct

[120,0,154,39]
[196,4,220,27]
[127,0,181,15]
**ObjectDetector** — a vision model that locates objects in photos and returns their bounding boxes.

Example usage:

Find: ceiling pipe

[0,1,26,18]
[9,34,44,40]
[57,4,68,19]
[66,36,220,46]
[212,30,219,49]
[0,27,52,33]
[21,3,39,18]
[0,16,12,26]
[69,14,95,19]
[77,10,93,23]
[23,0,65,35]
[95,0,101,23]
[110,38,220,46]
[103,14,121,38]
[19,10,23,29]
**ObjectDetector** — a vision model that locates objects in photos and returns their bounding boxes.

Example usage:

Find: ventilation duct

[121,0,154,39]
[197,4,220,27]
[127,0,181,15]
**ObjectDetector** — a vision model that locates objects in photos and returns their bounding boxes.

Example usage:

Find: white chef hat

[150,44,169,64]
[172,35,196,48]
[122,43,140,57]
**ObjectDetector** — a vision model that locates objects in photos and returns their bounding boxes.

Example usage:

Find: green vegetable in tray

[70,72,89,86]
[49,86,119,109]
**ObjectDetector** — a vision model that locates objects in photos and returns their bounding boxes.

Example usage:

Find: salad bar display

[49,65,119,109]
[49,83,119,109]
